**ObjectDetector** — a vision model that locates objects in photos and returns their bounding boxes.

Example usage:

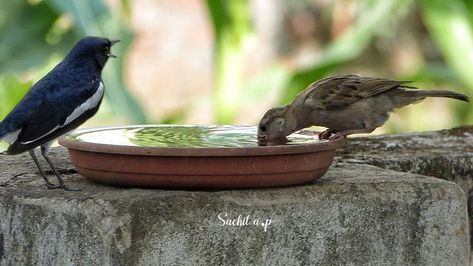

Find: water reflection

[71,125,319,148]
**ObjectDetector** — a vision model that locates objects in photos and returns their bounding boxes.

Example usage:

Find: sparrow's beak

[257,134,288,146]
[108,39,120,58]
[256,134,267,141]
[257,134,268,146]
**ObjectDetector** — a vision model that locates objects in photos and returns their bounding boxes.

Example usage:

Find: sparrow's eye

[259,125,266,132]
[275,117,285,126]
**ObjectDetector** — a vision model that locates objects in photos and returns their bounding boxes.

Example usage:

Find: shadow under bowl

[58,125,344,189]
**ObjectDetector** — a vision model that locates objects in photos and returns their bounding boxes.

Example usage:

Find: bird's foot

[61,185,80,192]
[44,174,80,191]
[318,129,349,150]
[319,129,338,140]
[318,129,331,140]
[319,129,350,140]
[329,131,349,140]
[45,182,62,189]
[43,179,58,188]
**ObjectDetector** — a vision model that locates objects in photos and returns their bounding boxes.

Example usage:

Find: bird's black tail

[0,120,15,141]
[0,121,7,140]
[0,121,9,154]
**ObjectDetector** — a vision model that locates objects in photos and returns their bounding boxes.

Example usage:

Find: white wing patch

[20,82,104,145]
[64,81,104,125]
[0,129,21,144]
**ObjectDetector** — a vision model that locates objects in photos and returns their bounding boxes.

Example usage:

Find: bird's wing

[303,75,413,110]
[17,80,104,145]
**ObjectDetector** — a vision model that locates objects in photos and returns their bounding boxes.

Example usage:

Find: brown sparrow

[257,74,469,144]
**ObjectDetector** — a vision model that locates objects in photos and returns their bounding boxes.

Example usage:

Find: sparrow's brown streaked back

[257,74,469,144]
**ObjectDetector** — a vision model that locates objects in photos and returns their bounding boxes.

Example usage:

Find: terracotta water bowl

[59,125,344,189]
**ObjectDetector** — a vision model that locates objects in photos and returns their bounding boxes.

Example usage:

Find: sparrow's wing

[13,77,103,149]
[303,75,414,110]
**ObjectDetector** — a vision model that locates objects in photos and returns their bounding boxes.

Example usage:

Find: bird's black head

[65,36,120,70]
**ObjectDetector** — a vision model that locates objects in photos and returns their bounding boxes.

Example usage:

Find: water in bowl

[70,125,319,148]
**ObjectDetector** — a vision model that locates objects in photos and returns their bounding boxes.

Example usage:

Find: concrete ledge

[336,126,473,264]
[0,148,469,265]
[336,126,473,193]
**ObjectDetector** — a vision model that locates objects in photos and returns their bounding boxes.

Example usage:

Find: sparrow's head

[257,106,290,145]
[67,36,120,69]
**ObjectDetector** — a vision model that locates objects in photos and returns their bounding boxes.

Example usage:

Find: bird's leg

[40,144,79,191]
[329,128,375,139]
[328,128,376,152]
[328,131,349,151]
[29,149,57,187]
[319,128,362,148]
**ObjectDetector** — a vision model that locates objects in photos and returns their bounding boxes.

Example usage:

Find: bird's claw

[319,129,348,140]
[318,129,335,140]
[45,183,62,190]
[329,132,346,140]
[62,185,80,192]
[41,173,79,191]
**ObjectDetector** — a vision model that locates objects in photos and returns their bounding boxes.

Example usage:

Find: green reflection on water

[74,126,318,148]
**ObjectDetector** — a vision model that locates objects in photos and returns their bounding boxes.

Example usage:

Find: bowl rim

[58,124,345,157]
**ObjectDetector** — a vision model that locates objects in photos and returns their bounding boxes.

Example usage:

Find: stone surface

[336,126,473,193]
[336,125,473,265]
[0,142,470,265]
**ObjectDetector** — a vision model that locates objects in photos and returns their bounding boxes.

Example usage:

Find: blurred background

[0,0,472,139]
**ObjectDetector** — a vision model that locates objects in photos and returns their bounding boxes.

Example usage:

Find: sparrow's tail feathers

[411,90,469,102]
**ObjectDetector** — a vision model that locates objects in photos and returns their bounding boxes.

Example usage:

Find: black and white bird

[0,36,119,190]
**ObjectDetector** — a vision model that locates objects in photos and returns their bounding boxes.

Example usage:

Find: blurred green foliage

[280,0,413,104]
[0,75,31,119]
[0,0,471,134]
[206,0,252,123]
[206,0,472,129]
[421,0,473,122]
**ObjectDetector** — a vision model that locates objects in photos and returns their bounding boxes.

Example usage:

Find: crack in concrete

[0,172,29,187]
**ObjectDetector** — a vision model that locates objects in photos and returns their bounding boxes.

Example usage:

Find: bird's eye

[259,125,266,132]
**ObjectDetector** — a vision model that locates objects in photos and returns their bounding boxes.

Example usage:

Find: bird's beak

[257,134,288,146]
[110,39,120,46]
[256,134,267,141]
[257,134,269,146]
[109,39,120,58]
